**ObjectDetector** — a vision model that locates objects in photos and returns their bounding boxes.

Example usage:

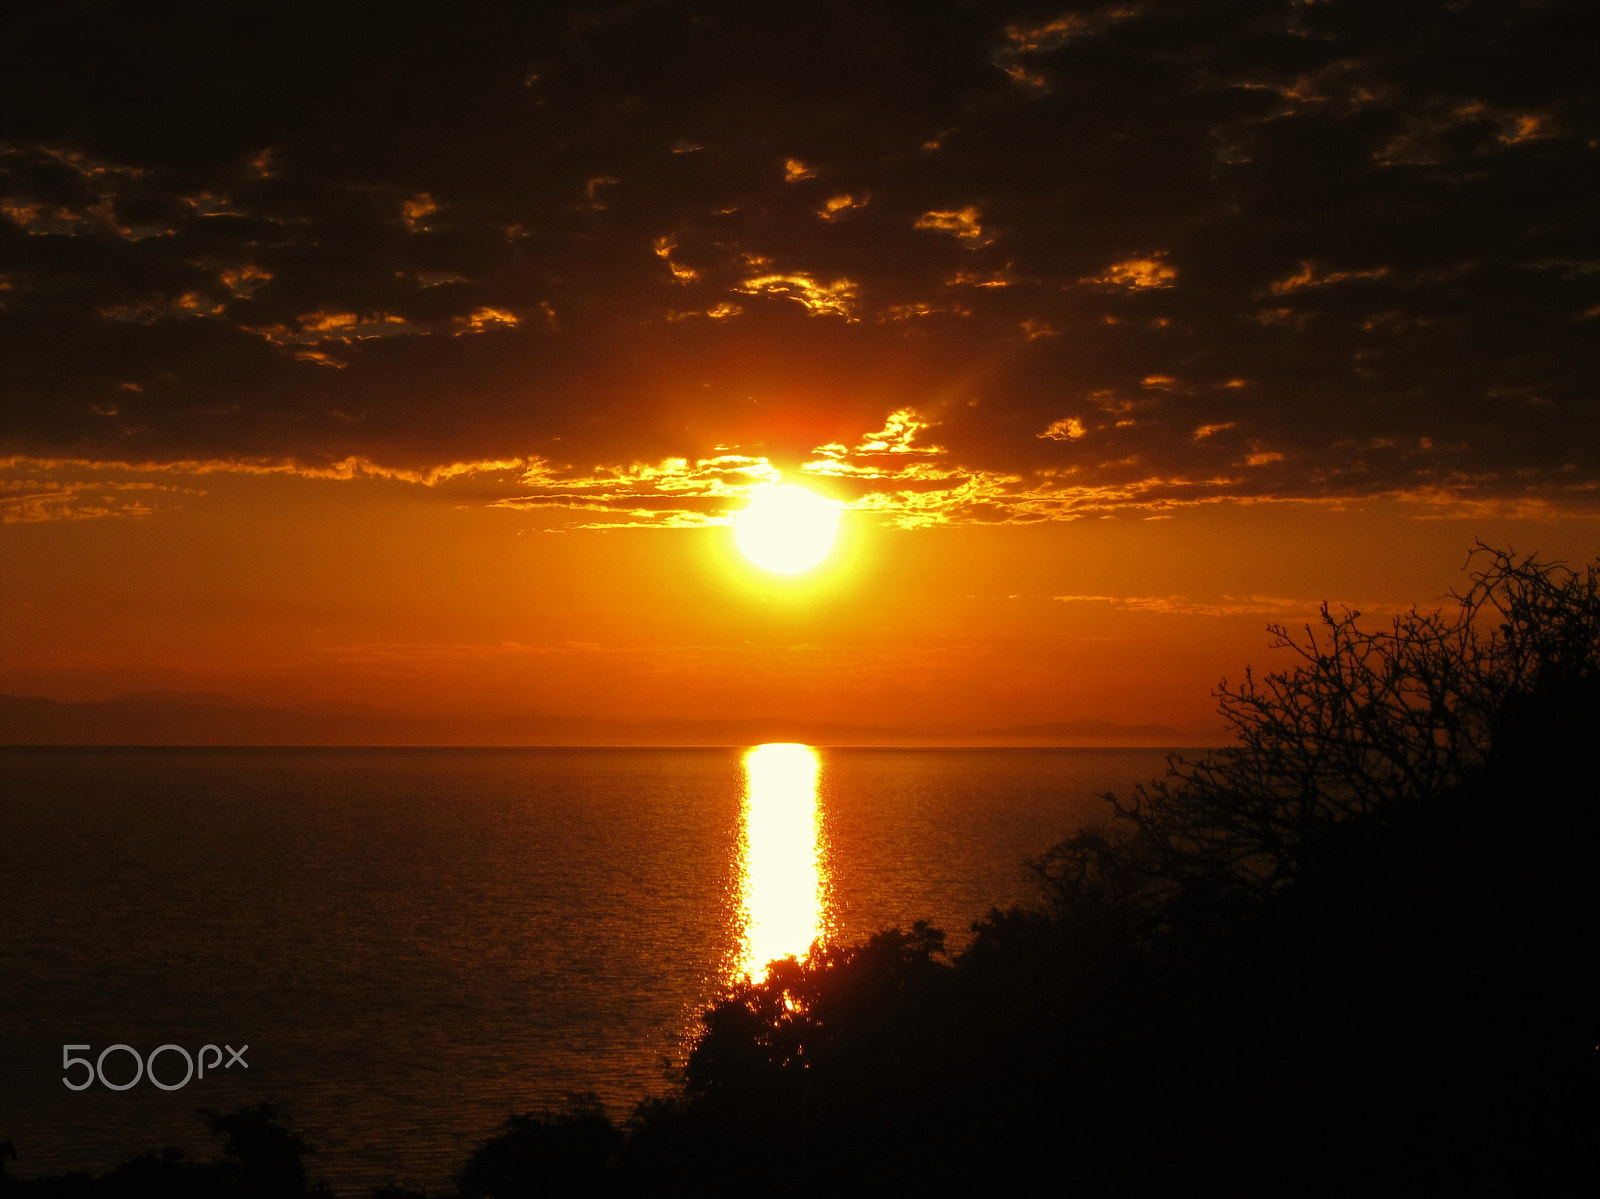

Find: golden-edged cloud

[494,455,782,528]
[452,307,520,335]
[914,207,990,245]
[817,193,869,221]
[734,274,858,319]
[1038,418,1087,442]
[652,237,701,284]
[1268,261,1389,294]
[0,478,194,523]
[1081,256,1177,290]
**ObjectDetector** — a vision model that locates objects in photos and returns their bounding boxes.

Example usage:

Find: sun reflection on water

[735,743,831,980]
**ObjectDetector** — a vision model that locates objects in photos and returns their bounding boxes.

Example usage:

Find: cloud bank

[2,0,1596,524]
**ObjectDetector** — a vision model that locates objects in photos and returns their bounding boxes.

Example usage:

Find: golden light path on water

[735,743,832,980]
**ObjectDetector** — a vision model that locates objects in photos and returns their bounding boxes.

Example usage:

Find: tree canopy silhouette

[1032,544,1600,934]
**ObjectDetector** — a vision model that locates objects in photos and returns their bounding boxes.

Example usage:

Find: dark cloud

[2,0,1596,521]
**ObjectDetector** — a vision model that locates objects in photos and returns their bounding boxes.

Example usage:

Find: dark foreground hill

[5,547,1597,1197]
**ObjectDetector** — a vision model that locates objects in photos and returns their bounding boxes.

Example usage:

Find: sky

[2,0,1597,742]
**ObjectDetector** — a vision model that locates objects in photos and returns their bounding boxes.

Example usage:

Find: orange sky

[3,4,1597,742]
[4,458,1594,742]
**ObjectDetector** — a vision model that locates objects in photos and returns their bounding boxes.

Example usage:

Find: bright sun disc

[734,484,842,574]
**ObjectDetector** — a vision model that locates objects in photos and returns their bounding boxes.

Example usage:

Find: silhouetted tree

[1033,545,1600,928]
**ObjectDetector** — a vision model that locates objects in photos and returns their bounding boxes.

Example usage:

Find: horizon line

[0,741,1217,751]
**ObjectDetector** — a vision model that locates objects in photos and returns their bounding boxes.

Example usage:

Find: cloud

[1268,261,1389,295]
[817,193,869,221]
[733,274,858,319]
[0,454,528,488]
[452,306,519,335]
[1081,256,1177,290]
[1038,418,1086,442]
[914,206,990,244]
[652,236,700,284]
[1051,593,1347,619]
[993,7,1139,92]
[218,263,271,298]
[850,409,943,455]
[0,477,196,523]
[0,1,1594,517]
[4,412,1592,535]
[493,454,782,528]
[399,193,437,232]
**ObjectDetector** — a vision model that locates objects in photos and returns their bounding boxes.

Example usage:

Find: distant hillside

[988,718,1183,740]
[0,692,1187,747]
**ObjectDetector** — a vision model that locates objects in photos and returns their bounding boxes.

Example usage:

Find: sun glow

[733,483,842,574]
[736,743,831,979]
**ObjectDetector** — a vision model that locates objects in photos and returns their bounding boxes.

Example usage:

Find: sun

[733,483,843,574]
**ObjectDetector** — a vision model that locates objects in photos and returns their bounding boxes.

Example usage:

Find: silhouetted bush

[454,1094,624,1199]
[682,923,949,1100]
[203,1104,324,1199]
[0,1103,329,1198]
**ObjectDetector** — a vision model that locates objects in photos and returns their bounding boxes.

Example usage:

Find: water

[0,745,1177,1192]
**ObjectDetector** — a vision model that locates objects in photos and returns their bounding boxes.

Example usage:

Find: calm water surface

[1,745,1176,1192]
